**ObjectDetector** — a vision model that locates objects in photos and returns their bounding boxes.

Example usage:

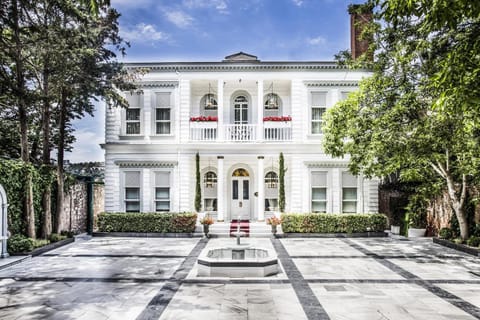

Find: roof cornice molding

[135,81,179,88]
[304,80,359,87]
[305,161,349,168]
[125,62,348,72]
[115,160,178,168]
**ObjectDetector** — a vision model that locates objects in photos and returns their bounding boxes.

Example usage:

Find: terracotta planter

[408,228,426,237]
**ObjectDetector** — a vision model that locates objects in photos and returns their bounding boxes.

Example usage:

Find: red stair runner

[230,219,250,237]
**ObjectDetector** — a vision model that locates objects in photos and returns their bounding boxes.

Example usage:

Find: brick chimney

[349,4,373,60]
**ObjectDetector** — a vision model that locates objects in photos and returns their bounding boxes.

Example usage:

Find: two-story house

[102,49,379,222]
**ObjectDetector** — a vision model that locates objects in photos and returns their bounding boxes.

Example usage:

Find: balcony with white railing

[189,117,292,142]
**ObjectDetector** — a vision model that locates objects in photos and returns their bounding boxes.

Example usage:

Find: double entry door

[231,177,250,220]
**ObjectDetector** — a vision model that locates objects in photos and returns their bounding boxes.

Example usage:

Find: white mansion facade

[103,52,379,221]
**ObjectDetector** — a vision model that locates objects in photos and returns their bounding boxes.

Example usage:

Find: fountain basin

[197,247,279,277]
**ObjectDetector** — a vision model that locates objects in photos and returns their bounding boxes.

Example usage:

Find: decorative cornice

[304,80,359,87]
[125,62,350,72]
[305,161,349,168]
[135,81,178,88]
[115,160,178,168]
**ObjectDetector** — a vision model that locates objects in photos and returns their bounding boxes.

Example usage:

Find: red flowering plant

[263,116,292,122]
[266,216,281,226]
[190,116,218,122]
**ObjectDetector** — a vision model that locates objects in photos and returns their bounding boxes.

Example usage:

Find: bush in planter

[7,234,35,253]
[280,213,387,233]
[438,227,454,240]
[466,236,480,248]
[405,195,428,229]
[97,212,197,233]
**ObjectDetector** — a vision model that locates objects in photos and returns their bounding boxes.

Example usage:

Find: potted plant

[266,216,281,235]
[200,215,214,237]
[405,195,428,237]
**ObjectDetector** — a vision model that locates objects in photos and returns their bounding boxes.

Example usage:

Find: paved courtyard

[0,236,479,320]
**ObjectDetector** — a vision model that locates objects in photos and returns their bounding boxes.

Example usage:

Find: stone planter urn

[271,225,277,235]
[408,228,426,237]
[391,225,400,235]
[203,225,210,237]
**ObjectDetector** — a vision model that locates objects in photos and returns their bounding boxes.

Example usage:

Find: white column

[217,79,224,141]
[143,90,151,140]
[257,80,264,141]
[257,156,265,221]
[217,156,225,221]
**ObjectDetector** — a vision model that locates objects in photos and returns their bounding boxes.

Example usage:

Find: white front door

[231,177,250,220]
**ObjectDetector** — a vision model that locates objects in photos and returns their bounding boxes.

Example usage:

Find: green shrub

[49,233,67,243]
[33,239,50,249]
[7,234,35,253]
[97,212,198,233]
[438,227,454,240]
[466,236,480,248]
[281,213,387,233]
[60,230,75,238]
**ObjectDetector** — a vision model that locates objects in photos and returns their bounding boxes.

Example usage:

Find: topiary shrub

[438,227,454,240]
[7,234,35,253]
[281,213,387,233]
[466,236,480,248]
[97,212,197,233]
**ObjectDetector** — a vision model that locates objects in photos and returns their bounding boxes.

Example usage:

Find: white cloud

[292,0,303,6]
[164,10,195,29]
[307,36,327,46]
[121,23,169,43]
[183,0,229,13]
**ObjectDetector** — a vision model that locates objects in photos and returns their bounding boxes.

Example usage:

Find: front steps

[196,222,280,238]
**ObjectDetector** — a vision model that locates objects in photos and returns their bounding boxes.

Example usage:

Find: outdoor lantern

[265,82,279,109]
[204,83,217,109]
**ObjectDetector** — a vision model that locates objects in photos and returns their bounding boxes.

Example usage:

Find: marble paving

[0,236,478,319]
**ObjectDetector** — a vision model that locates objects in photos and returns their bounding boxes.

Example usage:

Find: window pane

[125,187,139,199]
[311,172,327,187]
[233,180,238,200]
[342,172,357,186]
[312,92,326,106]
[155,187,169,200]
[126,123,140,135]
[265,198,278,211]
[342,201,357,213]
[156,108,170,120]
[312,107,325,120]
[156,201,170,212]
[311,122,322,134]
[126,201,140,212]
[243,180,249,200]
[234,109,241,123]
[312,187,326,200]
[241,109,248,123]
[126,109,140,121]
[156,122,171,134]
[125,172,140,186]
[156,93,170,107]
[343,188,357,200]
[312,201,326,213]
[155,172,170,187]
[341,92,350,100]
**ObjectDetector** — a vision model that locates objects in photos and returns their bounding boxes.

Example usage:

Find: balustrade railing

[189,122,292,142]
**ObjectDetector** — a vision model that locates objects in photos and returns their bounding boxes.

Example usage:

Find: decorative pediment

[223,52,259,62]
[114,160,178,168]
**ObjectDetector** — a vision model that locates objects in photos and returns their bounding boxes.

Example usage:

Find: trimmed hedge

[97,212,197,233]
[281,213,387,233]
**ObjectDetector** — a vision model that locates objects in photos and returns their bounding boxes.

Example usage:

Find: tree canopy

[324,0,480,240]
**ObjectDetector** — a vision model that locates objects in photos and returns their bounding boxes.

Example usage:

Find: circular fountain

[197,217,279,277]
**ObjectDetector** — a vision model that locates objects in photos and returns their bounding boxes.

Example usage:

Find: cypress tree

[195,152,202,212]
[279,152,285,212]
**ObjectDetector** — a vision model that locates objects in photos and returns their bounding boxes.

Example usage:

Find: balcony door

[231,168,250,221]
[234,96,248,124]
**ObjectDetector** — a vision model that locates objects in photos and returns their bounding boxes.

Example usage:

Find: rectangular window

[243,180,249,200]
[232,180,238,200]
[156,93,171,134]
[340,91,350,101]
[342,172,357,213]
[126,108,141,134]
[155,172,170,212]
[311,92,327,134]
[311,171,327,213]
[124,171,140,212]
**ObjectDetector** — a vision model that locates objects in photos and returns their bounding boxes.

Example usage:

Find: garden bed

[10,237,74,257]
[433,238,480,257]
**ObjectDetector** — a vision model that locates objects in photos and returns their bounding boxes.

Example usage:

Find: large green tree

[324,0,480,240]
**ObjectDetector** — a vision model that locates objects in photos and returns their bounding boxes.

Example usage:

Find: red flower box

[190,116,218,122]
[263,116,292,122]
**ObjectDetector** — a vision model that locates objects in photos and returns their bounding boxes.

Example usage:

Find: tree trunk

[445,172,469,240]
[56,88,67,233]
[13,0,35,238]
[41,68,52,238]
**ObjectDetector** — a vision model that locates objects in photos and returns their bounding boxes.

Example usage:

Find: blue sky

[66,0,364,163]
